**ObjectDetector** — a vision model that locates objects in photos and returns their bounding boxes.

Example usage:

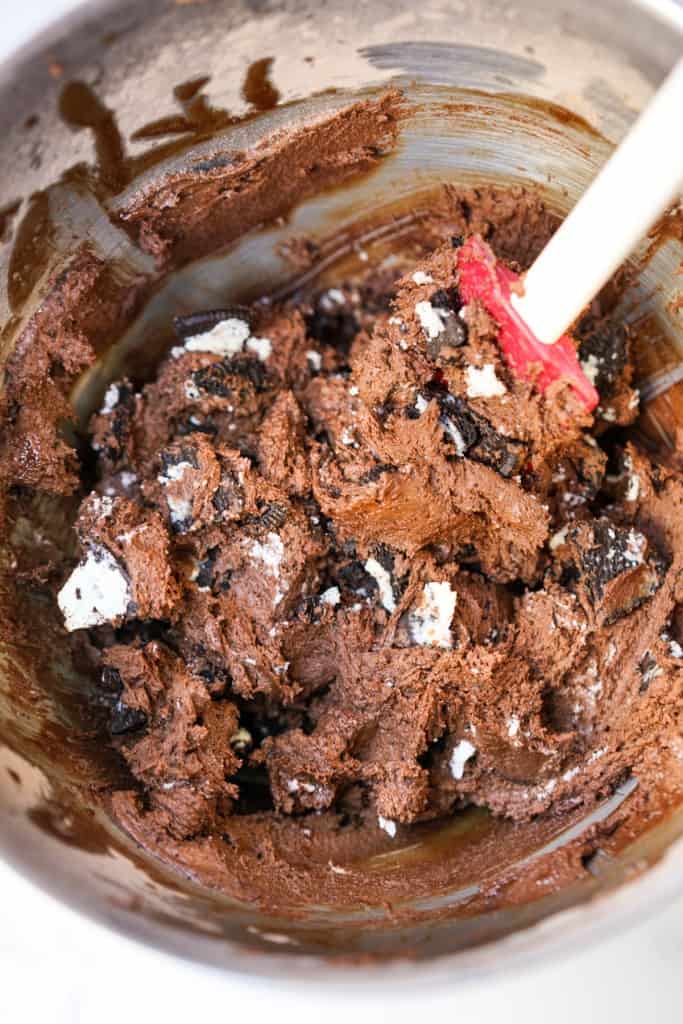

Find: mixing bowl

[0,0,682,984]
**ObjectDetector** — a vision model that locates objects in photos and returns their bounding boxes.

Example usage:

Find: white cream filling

[449,739,477,780]
[415,300,447,340]
[378,815,397,838]
[157,461,195,527]
[100,383,120,414]
[412,271,434,285]
[246,336,272,361]
[465,363,506,399]
[184,318,250,355]
[58,546,131,632]
[250,532,285,576]
[409,581,457,648]
[364,558,396,613]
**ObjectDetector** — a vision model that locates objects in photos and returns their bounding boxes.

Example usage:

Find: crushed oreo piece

[578,322,629,395]
[373,544,395,574]
[110,701,148,735]
[564,519,667,623]
[577,521,646,598]
[373,400,394,422]
[430,287,463,315]
[258,501,288,530]
[337,559,375,597]
[177,418,218,437]
[423,288,468,354]
[229,728,253,754]
[196,663,217,684]
[173,307,252,341]
[109,382,135,424]
[433,317,468,354]
[196,546,219,590]
[98,382,135,463]
[371,543,408,604]
[435,392,526,477]
[100,666,147,735]
[436,392,479,452]
[194,659,231,698]
[192,363,234,398]
[101,665,122,695]
[472,417,527,478]
[224,356,269,391]
[212,476,245,518]
[218,570,233,592]
[305,299,359,356]
[192,356,268,398]
[359,462,395,484]
[638,652,660,694]
[160,444,199,473]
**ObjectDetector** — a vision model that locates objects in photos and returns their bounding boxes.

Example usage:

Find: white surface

[513,57,683,344]
[1,855,683,1024]
[2,3,683,1022]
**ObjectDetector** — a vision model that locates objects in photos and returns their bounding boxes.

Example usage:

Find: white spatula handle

[512,57,683,345]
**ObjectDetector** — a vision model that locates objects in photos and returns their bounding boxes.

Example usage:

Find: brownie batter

[45,188,683,910]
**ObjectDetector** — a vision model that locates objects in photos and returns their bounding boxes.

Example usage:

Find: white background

[1,2,682,1021]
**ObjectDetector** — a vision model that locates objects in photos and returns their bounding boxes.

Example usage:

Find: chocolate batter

[0,91,679,913]
[41,183,682,910]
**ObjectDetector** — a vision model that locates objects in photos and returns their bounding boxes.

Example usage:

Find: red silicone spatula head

[457,235,599,412]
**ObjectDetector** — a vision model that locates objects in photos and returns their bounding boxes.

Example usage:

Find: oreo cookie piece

[471,417,527,478]
[578,322,629,396]
[305,293,359,356]
[212,477,245,519]
[434,391,526,478]
[160,443,199,473]
[173,307,252,341]
[257,501,288,531]
[424,288,468,355]
[100,665,147,736]
[192,356,268,397]
[562,518,667,624]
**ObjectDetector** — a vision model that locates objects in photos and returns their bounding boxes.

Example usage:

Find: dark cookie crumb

[435,392,526,478]
[578,321,629,395]
[305,298,359,356]
[173,306,252,341]
[160,444,199,472]
[257,501,288,530]
[100,666,147,735]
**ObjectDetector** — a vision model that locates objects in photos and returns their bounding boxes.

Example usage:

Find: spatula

[457,57,683,412]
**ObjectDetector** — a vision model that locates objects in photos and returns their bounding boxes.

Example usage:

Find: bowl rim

[1,0,682,985]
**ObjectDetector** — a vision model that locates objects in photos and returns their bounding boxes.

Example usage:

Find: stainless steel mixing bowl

[0,0,682,984]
